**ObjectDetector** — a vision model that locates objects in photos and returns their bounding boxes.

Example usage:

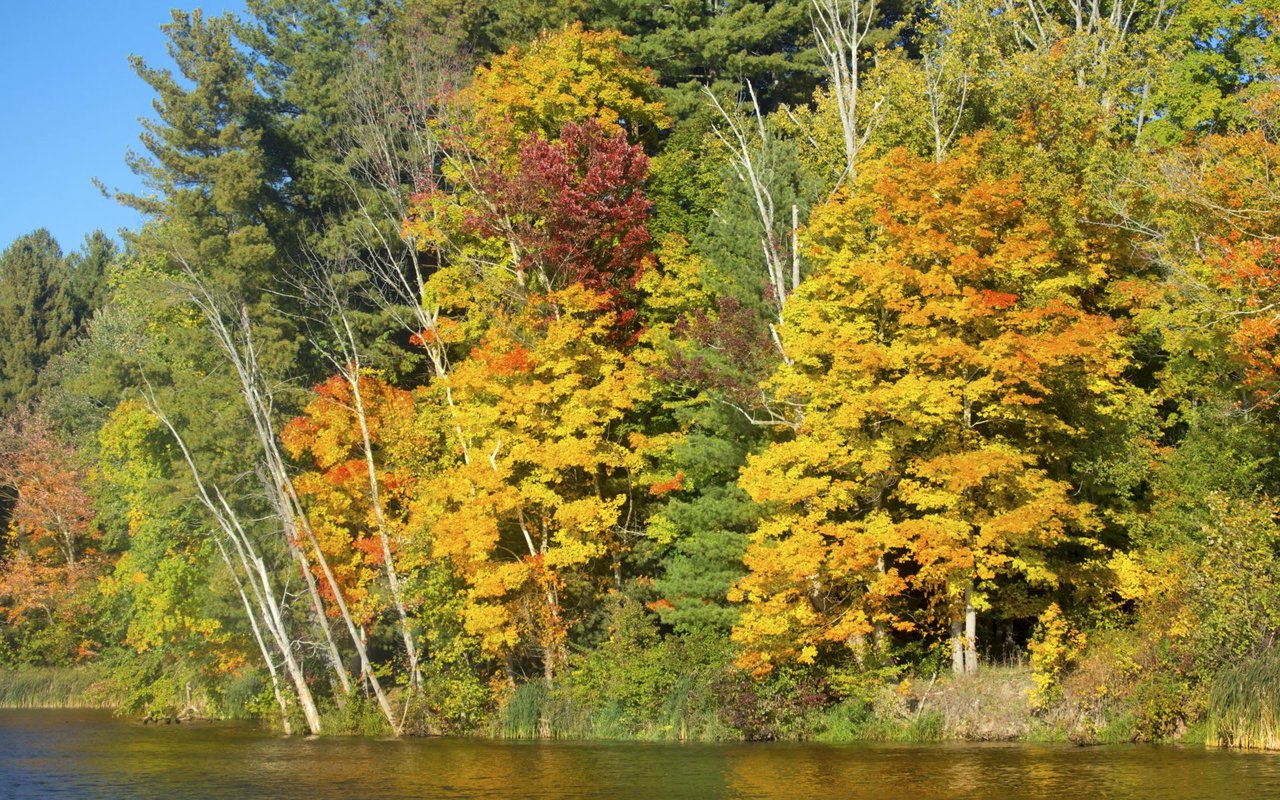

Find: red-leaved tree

[468,121,654,340]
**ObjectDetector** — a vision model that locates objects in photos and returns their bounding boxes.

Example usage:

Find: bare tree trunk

[951,583,980,676]
[706,85,793,328]
[924,48,969,164]
[295,549,352,699]
[145,392,324,735]
[167,256,401,734]
[352,375,424,689]
[294,263,425,694]
[951,617,965,676]
[810,0,884,181]
[964,584,979,675]
[515,506,563,687]
[215,537,294,734]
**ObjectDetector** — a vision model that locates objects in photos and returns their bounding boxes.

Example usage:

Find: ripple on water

[2,710,1279,800]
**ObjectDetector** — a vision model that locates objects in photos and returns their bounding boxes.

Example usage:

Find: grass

[492,666,1046,744]
[493,676,727,741]
[1206,649,1280,750]
[0,666,120,709]
[498,681,550,739]
[812,700,946,743]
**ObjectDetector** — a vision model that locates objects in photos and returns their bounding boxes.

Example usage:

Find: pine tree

[0,230,75,411]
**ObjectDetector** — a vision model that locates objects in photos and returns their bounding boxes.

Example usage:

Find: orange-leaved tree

[281,374,424,632]
[1149,105,1280,407]
[0,407,100,662]
[732,136,1134,675]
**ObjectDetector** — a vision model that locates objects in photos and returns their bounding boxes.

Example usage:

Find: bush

[711,665,827,741]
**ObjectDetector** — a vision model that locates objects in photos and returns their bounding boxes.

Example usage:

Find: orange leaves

[978,289,1019,311]
[648,472,685,496]
[1153,127,1280,404]
[732,136,1132,671]
[283,373,422,624]
[475,343,536,378]
[0,408,97,573]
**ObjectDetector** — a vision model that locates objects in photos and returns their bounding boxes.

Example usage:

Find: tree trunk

[149,398,324,735]
[216,539,293,735]
[964,584,978,675]
[295,548,352,699]
[951,617,965,676]
[346,360,423,690]
[173,271,399,734]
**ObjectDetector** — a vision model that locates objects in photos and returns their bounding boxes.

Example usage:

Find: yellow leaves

[473,562,531,600]
[1028,602,1087,708]
[638,234,720,322]
[1109,550,1160,603]
[468,23,668,154]
[408,285,647,666]
[733,135,1135,670]
[463,602,519,654]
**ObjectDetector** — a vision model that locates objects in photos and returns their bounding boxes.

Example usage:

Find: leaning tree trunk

[171,258,400,734]
[148,396,324,734]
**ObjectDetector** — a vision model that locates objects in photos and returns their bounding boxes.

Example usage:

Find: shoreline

[0,664,1221,748]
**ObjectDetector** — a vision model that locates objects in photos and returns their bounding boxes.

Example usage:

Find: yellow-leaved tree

[467,22,668,153]
[412,286,648,685]
[732,136,1135,676]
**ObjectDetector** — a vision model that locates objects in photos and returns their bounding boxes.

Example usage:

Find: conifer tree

[0,230,75,411]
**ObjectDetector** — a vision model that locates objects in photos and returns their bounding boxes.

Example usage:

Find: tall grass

[498,681,550,739]
[494,677,729,741]
[1207,650,1280,750]
[0,666,119,709]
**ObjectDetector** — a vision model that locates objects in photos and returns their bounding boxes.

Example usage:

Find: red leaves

[468,121,655,340]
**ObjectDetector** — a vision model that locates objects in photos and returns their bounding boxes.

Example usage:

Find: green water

[3,709,1278,799]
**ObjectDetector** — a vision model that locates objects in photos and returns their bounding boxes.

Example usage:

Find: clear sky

[0,2,245,254]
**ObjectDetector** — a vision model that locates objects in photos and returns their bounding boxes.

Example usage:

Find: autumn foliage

[467,121,655,337]
[282,374,422,624]
[13,1,1280,740]
[731,139,1131,672]
[0,408,100,661]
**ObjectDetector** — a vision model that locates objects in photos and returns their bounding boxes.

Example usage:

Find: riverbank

[487,664,1208,746]
[0,663,1226,748]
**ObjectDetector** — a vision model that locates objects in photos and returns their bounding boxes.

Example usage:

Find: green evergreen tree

[65,230,117,327]
[123,10,288,300]
[0,230,76,411]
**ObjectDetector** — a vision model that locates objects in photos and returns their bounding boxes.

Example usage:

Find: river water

[3,709,1279,799]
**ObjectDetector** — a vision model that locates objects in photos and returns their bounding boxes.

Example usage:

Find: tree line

[1,0,1278,740]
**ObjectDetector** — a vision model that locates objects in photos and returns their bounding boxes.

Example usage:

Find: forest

[0,0,1278,745]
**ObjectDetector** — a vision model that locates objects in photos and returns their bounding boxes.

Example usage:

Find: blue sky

[0,2,244,254]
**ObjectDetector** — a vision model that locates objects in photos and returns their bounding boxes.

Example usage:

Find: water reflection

[2,710,1279,799]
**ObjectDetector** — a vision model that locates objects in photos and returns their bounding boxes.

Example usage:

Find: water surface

[3,709,1278,799]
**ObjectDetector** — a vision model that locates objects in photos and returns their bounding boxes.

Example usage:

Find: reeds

[1207,650,1280,750]
[499,681,549,739]
[0,666,117,709]
[494,677,725,741]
